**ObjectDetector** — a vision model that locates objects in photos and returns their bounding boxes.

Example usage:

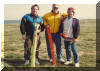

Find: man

[60,7,80,67]
[42,4,67,62]
[20,4,43,65]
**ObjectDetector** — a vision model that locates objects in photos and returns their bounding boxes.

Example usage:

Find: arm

[59,16,68,39]
[75,19,80,39]
[59,15,66,34]
[73,19,80,42]
[40,17,45,32]
[61,13,67,19]
[42,15,48,28]
[59,21,64,34]
[20,17,26,40]
[20,17,26,35]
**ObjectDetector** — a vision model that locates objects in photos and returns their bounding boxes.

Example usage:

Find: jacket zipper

[53,15,55,33]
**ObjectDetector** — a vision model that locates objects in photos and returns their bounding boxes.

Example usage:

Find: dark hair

[72,11,75,15]
[31,4,39,10]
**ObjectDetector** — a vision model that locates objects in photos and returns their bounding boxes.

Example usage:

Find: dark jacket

[59,18,80,39]
[20,14,44,36]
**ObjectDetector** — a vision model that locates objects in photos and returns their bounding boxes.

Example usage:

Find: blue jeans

[45,31,62,59]
[64,40,79,63]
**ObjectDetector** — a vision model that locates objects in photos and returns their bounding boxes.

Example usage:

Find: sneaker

[24,60,29,65]
[35,58,40,65]
[75,62,79,67]
[64,61,72,65]
[57,58,65,62]
[49,59,52,62]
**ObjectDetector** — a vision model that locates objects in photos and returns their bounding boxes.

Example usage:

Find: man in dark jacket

[20,4,44,65]
[60,7,80,67]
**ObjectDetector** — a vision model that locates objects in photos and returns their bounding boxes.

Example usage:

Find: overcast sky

[4,4,96,20]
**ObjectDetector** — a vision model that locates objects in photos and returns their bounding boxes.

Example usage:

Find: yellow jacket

[42,12,67,33]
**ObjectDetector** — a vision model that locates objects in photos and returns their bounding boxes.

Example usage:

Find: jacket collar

[51,10,59,15]
[30,13,38,17]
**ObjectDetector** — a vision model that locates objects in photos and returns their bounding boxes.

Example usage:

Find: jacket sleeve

[61,13,67,18]
[42,15,47,27]
[59,22,64,34]
[20,17,26,35]
[40,17,45,32]
[59,15,66,34]
[74,19,80,38]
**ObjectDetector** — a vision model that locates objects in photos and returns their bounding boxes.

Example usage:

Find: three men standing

[20,4,80,67]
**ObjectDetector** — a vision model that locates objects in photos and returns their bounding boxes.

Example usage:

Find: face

[52,4,59,13]
[67,10,74,18]
[31,6,39,16]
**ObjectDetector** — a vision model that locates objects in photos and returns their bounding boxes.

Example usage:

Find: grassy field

[4,19,96,67]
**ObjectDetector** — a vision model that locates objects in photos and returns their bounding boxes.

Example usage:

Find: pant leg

[71,42,79,63]
[64,41,72,61]
[53,34,62,59]
[24,36,33,60]
[45,31,52,59]
[36,34,41,59]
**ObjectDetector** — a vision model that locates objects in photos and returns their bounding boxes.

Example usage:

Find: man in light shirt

[60,7,80,67]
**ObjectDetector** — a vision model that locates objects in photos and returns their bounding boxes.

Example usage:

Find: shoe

[49,59,52,62]
[24,60,29,65]
[57,58,65,62]
[35,58,40,65]
[64,61,72,65]
[75,62,79,67]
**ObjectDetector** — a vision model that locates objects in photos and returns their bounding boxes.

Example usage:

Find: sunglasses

[53,7,59,9]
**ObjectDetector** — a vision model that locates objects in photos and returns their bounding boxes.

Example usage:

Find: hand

[60,33,63,36]
[61,16,64,21]
[62,33,67,39]
[34,31,36,36]
[46,24,49,28]
[22,34,26,40]
[37,26,41,33]
[72,38,78,42]
[37,30,41,33]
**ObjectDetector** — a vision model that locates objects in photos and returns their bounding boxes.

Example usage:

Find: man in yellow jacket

[43,4,67,62]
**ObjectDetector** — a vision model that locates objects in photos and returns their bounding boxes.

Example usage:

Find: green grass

[4,19,96,67]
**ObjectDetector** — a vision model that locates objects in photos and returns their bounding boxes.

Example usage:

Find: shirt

[63,17,73,41]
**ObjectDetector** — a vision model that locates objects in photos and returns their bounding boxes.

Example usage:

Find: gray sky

[4,4,96,20]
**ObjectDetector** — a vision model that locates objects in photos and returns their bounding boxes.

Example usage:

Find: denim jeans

[64,40,79,63]
[45,31,62,59]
